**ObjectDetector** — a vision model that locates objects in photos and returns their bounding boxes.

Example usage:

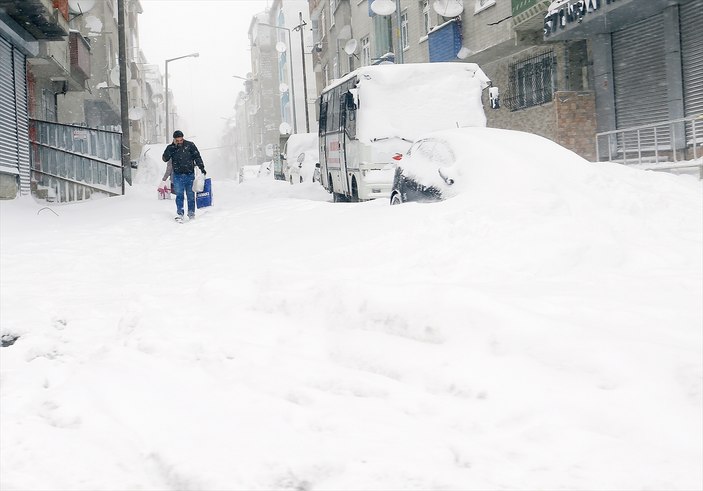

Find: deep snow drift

[1,145,701,490]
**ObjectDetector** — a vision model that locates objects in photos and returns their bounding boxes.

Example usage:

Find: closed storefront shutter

[0,34,30,194]
[612,15,668,131]
[680,0,703,145]
[0,35,20,178]
[14,46,30,194]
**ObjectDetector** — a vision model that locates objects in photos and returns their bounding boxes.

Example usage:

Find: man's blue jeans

[172,172,195,216]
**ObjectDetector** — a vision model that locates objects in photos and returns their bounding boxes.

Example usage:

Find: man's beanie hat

[173,130,184,138]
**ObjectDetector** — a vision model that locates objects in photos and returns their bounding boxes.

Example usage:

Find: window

[361,36,370,66]
[328,87,341,133]
[474,0,495,13]
[311,18,320,44]
[319,100,328,134]
[507,51,556,111]
[329,0,336,26]
[333,55,339,78]
[421,0,430,35]
[400,10,409,50]
[320,10,327,39]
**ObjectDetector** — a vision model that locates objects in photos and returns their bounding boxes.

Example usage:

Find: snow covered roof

[324,62,491,143]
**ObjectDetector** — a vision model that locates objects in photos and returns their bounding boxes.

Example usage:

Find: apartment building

[0,0,166,202]
[307,0,702,163]
[0,0,67,198]
[235,3,317,171]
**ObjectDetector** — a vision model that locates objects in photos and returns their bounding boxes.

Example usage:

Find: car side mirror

[438,167,454,185]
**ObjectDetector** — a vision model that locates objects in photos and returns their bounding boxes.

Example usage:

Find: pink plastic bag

[157,182,171,200]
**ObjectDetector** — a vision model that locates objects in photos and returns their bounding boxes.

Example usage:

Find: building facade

[234,3,318,173]
[304,0,702,164]
[0,0,167,202]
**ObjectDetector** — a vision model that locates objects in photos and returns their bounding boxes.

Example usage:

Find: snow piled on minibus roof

[331,62,491,143]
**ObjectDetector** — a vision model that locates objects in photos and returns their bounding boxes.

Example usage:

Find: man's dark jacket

[162,140,205,175]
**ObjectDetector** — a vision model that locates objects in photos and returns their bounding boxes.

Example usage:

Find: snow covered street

[1,149,702,490]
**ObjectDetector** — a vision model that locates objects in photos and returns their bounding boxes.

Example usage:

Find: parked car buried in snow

[239,164,261,182]
[390,127,591,205]
[282,133,319,184]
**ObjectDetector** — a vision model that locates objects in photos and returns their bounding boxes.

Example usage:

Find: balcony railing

[69,31,91,82]
[0,0,69,39]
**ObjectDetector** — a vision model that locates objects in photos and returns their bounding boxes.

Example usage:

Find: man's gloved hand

[201,169,207,175]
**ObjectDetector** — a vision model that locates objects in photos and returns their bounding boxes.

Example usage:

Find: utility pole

[295,12,310,133]
[117,0,131,189]
[395,0,404,64]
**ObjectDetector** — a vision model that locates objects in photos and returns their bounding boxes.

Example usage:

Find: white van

[282,133,320,184]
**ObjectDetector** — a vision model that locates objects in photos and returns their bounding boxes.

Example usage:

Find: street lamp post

[259,22,297,134]
[164,52,199,141]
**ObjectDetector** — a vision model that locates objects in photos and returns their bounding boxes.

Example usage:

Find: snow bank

[1,154,701,490]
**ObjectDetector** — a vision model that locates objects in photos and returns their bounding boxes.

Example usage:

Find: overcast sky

[138,0,270,155]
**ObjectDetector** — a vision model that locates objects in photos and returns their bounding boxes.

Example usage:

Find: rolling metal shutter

[0,34,30,194]
[680,0,703,118]
[0,36,19,178]
[612,15,668,130]
[14,44,30,194]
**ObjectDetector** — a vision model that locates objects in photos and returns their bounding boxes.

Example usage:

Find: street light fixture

[164,52,199,141]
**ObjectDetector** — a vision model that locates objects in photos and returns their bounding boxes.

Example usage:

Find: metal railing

[29,119,124,202]
[596,114,703,178]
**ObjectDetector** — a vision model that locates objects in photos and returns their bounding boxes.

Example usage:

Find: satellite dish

[432,0,464,17]
[276,41,287,53]
[152,93,164,104]
[128,107,144,121]
[338,25,352,40]
[68,0,96,13]
[370,0,396,16]
[343,39,358,55]
[279,83,289,93]
[265,144,274,157]
[84,14,102,33]
[279,122,292,135]
[109,66,131,86]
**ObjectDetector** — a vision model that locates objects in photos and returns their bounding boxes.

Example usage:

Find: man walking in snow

[162,130,206,222]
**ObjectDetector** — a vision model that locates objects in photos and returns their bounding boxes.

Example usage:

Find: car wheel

[289,176,294,185]
[390,192,403,205]
[333,192,349,203]
[350,178,359,203]
[299,176,303,183]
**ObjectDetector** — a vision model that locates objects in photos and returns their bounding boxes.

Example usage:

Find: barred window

[507,51,556,111]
